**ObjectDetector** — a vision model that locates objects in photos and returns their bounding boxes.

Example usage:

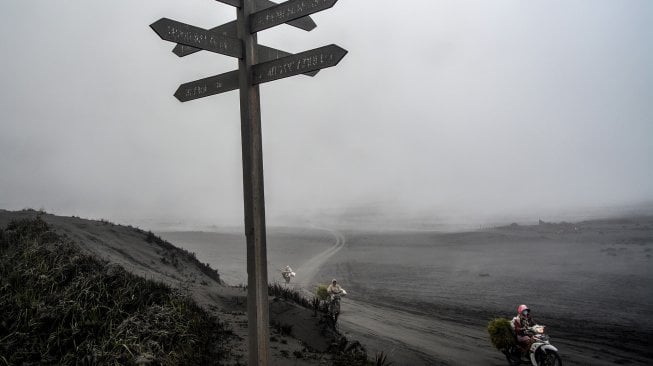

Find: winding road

[283,228,644,365]
[292,227,346,294]
[288,227,506,365]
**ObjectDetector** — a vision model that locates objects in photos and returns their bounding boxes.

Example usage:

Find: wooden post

[237,0,270,365]
[151,5,346,364]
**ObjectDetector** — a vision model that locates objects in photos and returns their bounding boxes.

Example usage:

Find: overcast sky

[1,0,651,229]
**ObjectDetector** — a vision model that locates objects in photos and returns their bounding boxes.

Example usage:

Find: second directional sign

[251,0,338,33]
[175,70,240,102]
[151,18,241,58]
[252,44,347,84]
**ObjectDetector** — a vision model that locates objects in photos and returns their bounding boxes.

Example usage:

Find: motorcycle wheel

[538,350,562,366]
[502,347,522,366]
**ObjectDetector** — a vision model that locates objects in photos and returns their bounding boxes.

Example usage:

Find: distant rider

[511,304,537,351]
[327,279,344,297]
[281,265,294,284]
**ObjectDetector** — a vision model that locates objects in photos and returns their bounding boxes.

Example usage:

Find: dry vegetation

[0,213,391,365]
[0,216,233,365]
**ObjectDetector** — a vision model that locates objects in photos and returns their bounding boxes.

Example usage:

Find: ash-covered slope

[0,209,374,366]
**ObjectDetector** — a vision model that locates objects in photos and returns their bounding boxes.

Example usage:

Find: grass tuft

[375,351,393,366]
[268,283,318,310]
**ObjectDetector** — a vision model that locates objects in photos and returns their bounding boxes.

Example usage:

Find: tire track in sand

[292,228,345,294]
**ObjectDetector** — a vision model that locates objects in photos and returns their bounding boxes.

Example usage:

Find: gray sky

[1,0,652,229]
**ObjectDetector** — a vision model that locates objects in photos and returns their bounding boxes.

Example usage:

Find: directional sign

[258,45,319,76]
[173,0,315,58]
[175,70,240,102]
[216,0,317,29]
[172,21,237,57]
[252,44,346,84]
[150,18,242,58]
[256,0,316,30]
[250,0,338,33]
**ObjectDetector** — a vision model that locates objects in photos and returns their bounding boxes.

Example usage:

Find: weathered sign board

[251,0,338,32]
[151,18,242,57]
[151,1,346,364]
[252,44,346,84]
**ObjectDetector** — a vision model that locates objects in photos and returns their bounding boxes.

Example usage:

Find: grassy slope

[0,211,383,366]
[0,216,233,365]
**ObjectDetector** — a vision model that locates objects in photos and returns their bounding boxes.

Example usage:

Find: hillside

[0,210,375,365]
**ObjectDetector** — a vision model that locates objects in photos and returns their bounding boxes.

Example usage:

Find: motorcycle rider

[327,279,343,297]
[281,265,294,283]
[511,304,537,351]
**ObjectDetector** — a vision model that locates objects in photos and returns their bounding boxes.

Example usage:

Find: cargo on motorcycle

[488,304,562,366]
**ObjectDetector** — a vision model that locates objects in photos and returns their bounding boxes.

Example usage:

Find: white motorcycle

[503,325,562,366]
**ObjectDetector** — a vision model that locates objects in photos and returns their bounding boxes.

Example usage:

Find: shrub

[487,317,516,350]
[316,284,329,301]
[268,283,312,309]
[330,337,369,366]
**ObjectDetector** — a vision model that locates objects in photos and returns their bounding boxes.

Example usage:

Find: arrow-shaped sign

[150,18,242,58]
[256,0,316,30]
[172,21,237,58]
[173,0,315,58]
[175,70,240,102]
[257,45,319,76]
[253,44,346,84]
[250,0,338,33]
[214,0,316,29]
[215,0,319,36]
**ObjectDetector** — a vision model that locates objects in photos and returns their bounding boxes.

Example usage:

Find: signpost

[151,0,346,364]
[250,0,338,33]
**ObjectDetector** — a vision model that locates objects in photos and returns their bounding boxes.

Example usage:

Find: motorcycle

[502,325,562,366]
[328,289,346,324]
[280,266,295,284]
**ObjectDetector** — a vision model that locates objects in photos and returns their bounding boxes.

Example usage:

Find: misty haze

[1,0,651,365]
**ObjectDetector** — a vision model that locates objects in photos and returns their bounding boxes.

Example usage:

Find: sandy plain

[3,209,651,365]
[165,217,653,365]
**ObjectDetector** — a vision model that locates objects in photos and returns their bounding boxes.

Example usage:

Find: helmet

[332,279,337,283]
[517,304,530,315]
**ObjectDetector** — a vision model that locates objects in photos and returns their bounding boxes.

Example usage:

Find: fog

[1,0,652,230]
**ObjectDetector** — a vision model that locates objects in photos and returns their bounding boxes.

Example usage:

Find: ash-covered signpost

[150,0,346,364]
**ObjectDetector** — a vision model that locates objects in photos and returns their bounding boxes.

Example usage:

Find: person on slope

[327,279,346,298]
[280,265,295,284]
[511,304,537,351]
